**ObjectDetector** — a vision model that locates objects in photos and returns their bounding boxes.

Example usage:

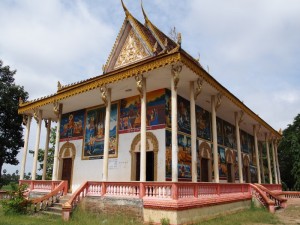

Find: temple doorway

[199,142,212,182]
[61,158,72,190]
[243,155,251,183]
[225,149,235,183]
[130,132,158,181]
[58,142,76,192]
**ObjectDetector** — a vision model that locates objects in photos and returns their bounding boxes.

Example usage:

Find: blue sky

[1,0,300,174]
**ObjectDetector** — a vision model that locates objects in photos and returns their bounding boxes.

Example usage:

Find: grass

[0,204,281,225]
[197,206,280,225]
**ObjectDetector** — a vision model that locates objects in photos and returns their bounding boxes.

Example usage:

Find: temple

[17,1,285,224]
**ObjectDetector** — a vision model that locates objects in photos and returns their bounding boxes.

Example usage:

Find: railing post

[101,182,106,196]
[217,184,220,195]
[51,181,55,191]
[194,183,198,198]
[139,182,145,198]
[30,181,34,191]
[62,203,72,221]
[172,183,178,200]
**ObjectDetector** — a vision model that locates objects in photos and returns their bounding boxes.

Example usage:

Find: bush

[160,217,170,225]
[0,183,32,214]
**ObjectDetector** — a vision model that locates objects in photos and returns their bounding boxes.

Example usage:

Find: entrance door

[227,163,232,183]
[61,158,72,190]
[146,151,154,181]
[136,153,140,181]
[135,152,154,181]
[201,158,209,182]
[244,166,249,183]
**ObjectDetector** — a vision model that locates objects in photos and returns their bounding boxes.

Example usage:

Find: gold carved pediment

[114,29,149,69]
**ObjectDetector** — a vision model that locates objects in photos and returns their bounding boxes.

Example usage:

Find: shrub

[0,183,32,214]
[160,217,170,225]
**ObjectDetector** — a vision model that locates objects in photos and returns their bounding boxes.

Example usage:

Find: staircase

[41,194,72,217]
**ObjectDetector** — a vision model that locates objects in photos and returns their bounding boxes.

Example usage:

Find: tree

[278,113,300,190]
[0,60,28,180]
[29,127,56,180]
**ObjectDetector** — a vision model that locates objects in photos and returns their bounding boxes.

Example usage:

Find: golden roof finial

[121,0,130,17]
[141,0,149,22]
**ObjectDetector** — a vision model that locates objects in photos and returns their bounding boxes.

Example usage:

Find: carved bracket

[215,93,223,111]
[171,65,182,90]
[33,109,39,123]
[194,78,203,99]
[135,74,144,98]
[100,85,108,106]
[53,101,60,117]
[22,115,28,126]
[238,110,244,126]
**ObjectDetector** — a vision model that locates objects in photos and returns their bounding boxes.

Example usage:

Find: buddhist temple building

[18,2,284,224]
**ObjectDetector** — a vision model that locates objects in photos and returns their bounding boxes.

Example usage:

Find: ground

[275,198,300,225]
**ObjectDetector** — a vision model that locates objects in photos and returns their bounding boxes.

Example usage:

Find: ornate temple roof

[18,1,281,139]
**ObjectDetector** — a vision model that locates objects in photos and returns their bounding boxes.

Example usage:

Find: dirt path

[275,198,300,224]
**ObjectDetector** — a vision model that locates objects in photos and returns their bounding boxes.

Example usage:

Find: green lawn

[0,205,280,225]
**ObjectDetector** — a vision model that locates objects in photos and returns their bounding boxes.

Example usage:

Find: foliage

[1,183,32,214]
[29,127,56,180]
[0,60,29,180]
[278,113,300,190]
[160,217,170,225]
[0,169,19,189]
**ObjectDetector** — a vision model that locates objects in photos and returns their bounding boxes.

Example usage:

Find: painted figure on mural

[196,107,211,140]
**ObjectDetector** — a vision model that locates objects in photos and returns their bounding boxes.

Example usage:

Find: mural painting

[223,120,236,149]
[217,117,224,145]
[165,130,192,180]
[196,106,211,140]
[241,130,249,153]
[165,89,171,128]
[60,110,85,141]
[165,130,172,179]
[82,103,118,159]
[178,133,192,179]
[119,89,165,134]
[218,146,227,178]
[234,151,239,179]
[177,95,191,134]
[248,134,255,165]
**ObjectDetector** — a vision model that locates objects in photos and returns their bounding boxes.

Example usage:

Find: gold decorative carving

[135,74,144,98]
[130,132,159,181]
[238,110,244,125]
[225,149,234,164]
[194,78,203,99]
[215,93,223,111]
[18,53,181,114]
[114,29,149,69]
[100,86,108,106]
[53,101,59,117]
[33,109,39,123]
[199,142,211,159]
[171,64,182,90]
[22,115,28,126]
[243,154,250,166]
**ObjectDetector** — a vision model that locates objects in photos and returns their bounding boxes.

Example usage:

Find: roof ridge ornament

[121,0,130,17]
[141,0,149,23]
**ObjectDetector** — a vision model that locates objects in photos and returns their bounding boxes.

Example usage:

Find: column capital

[53,101,62,118]
[213,93,223,111]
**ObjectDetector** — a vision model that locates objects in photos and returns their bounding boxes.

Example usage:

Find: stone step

[47,206,62,213]
[41,210,61,217]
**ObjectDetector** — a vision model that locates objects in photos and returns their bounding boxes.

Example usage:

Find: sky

[1,0,300,174]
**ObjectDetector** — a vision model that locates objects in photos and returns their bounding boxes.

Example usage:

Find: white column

[275,140,281,183]
[190,82,197,182]
[265,134,273,184]
[253,125,261,184]
[52,104,63,181]
[235,112,243,183]
[271,139,278,184]
[102,88,111,181]
[211,95,219,183]
[32,110,42,180]
[171,74,178,182]
[140,78,147,181]
[20,116,32,180]
[42,119,51,180]
[260,146,265,183]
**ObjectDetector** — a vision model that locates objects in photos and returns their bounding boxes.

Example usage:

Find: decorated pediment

[114,28,150,69]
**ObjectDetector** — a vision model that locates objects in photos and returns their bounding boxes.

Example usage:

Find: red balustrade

[19,180,62,192]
